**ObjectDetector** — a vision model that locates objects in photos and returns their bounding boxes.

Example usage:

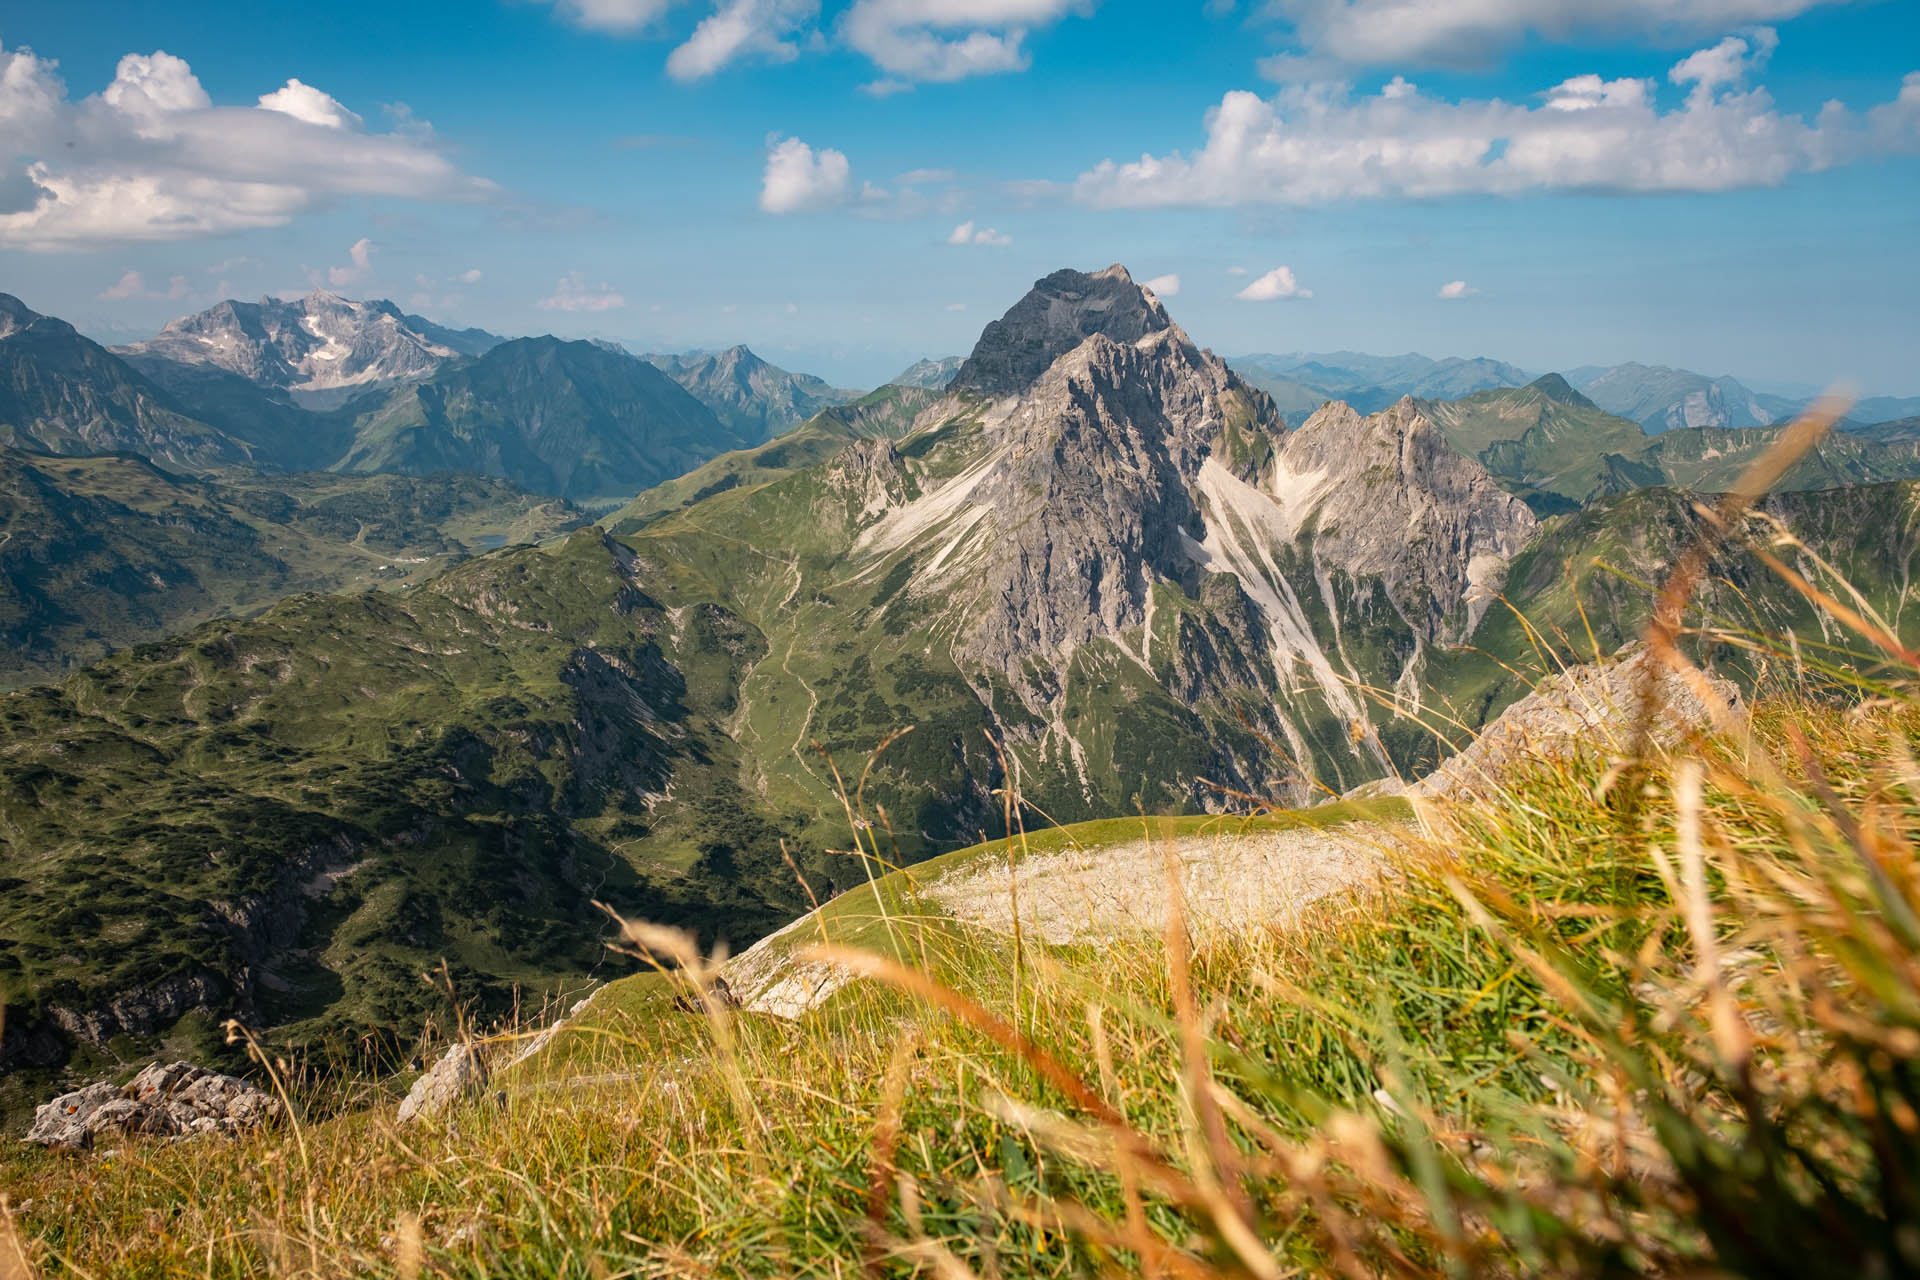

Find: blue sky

[1,0,1916,390]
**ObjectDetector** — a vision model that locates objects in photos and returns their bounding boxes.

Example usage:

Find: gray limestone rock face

[24,1062,279,1151]
[839,263,1547,796]
[1275,397,1540,641]
[951,265,1175,398]
[395,1042,490,1125]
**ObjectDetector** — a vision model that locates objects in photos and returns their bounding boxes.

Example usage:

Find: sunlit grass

[6,395,1920,1277]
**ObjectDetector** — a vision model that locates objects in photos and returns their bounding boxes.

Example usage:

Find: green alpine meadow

[4,4,1920,1275]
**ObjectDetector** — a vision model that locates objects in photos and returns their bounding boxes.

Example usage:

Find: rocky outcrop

[951,265,1176,398]
[1416,645,1742,797]
[45,973,228,1048]
[1274,398,1539,640]
[24,1062,279,1150]
[396,1042,490,1125]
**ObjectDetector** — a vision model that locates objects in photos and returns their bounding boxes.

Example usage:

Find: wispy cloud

[1436,279,1478,299]
[98,269,189,301]
[317,237,375,288]
[1144,273,1181,297]
[539,270,627,312]
[841,0,1094,88]
[667,0,817,80]
[1257,0,1846,69]
[946,219,1011,245]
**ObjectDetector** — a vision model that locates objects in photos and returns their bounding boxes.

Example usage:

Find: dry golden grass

[6,394,1919,1277]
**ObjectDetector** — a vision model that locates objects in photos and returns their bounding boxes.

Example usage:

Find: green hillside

[604,383,938,534]
[335,337,745,505]
[0,449,585,687]
[1427,376,1920,509]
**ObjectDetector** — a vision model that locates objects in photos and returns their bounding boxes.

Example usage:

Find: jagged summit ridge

[819,265,1542,797]
[951,264,1175,398]
[116,291,502,407]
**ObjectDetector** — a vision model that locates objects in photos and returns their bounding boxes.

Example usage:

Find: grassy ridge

[3,678,1912,1276]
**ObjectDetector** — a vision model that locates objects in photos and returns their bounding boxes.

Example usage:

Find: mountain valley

[4,264,1918,1093]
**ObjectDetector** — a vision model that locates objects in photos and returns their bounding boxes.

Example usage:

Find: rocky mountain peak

[950,264,1174,398]
[116,292,491,407]
[0,292,49,340]
[1275,396,1538,637]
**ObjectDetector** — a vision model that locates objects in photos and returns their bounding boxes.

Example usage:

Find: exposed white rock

[396,1042,490,1125]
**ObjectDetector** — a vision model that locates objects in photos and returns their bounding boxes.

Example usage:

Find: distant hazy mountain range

[643,345,861,441]
[1423,374,1920,514]
[888,355,965,389]
[1223,350,1917,434]
[1228,350,1536,419]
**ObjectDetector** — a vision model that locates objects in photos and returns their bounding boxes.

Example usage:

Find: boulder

[396,1042,489,1125]
[24,1062,279,1151]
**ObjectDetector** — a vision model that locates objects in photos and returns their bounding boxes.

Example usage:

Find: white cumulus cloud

[1075,38,1920,208]
[1436,279,1477,299]
[256,78,363,129]
[538,271,627,312]
[667,0,817,79]
[1259,0,1847,69]
[1143,272,1181,297]
[760,136,851,213]
[458,267,484,284]
[841,0,1093,87]
[0,43,491,250]
[946,219,1011,245]
[1236,266,1312,300]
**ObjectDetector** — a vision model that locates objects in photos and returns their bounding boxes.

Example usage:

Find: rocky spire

[951,264,1174,398]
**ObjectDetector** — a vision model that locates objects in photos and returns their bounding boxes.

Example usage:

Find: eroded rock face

[837,264,1546,797]
[395,1042,489,1125]
[951,265,1174,398]
[25,1062,279,1151]
[1275,397,1540,641]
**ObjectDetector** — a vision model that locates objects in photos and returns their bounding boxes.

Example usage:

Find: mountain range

[4,291,870,506]
[5,263,1918,1079]
[643,345,860,441]
[1423,374,1920,512]
[115,290,503,410]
